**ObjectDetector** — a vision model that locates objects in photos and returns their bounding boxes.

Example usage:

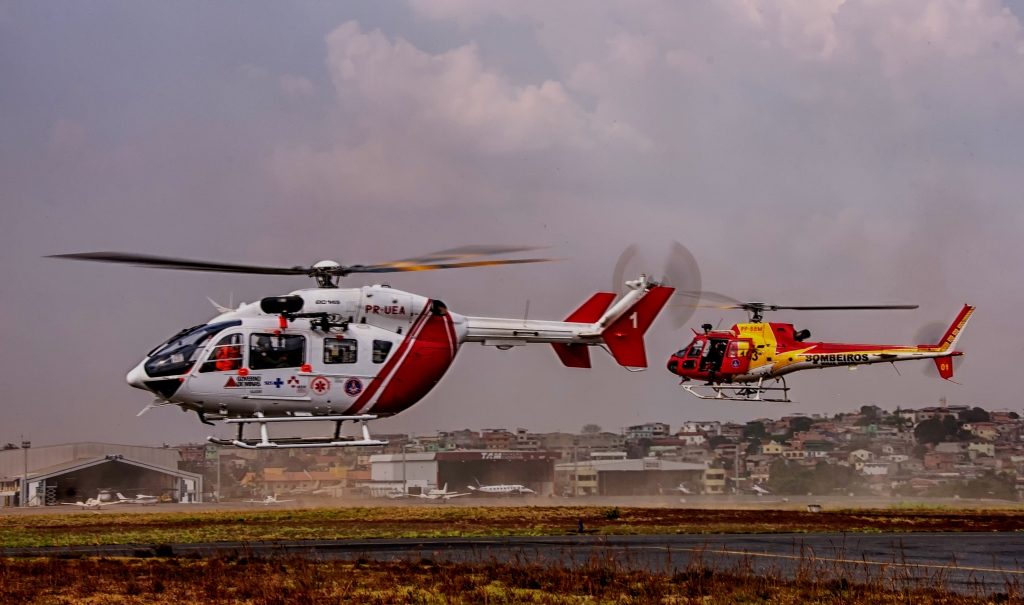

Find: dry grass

[0,554,1014,604]
[4,505,1024,548]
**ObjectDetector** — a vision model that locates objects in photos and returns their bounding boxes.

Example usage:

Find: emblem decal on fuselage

[311,376,331,394]
[343,377,363,396]
[225,376,261,388]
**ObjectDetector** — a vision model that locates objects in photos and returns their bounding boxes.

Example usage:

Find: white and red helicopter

[52,247,673,449]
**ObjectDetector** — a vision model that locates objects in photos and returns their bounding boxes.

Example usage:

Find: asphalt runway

[4,533,1022,596]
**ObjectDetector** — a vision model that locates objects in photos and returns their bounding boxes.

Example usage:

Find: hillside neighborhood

[166,400,1023,501]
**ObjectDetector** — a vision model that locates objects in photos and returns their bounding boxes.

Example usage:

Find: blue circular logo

[343,378,363,397]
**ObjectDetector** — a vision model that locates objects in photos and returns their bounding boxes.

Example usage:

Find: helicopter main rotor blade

[770,304,919,311]
[47,252,309,275]
[348,257,553,274]
[394,245,547,264]
[50,245,552,278]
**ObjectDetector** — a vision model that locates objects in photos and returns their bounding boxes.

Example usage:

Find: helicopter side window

[200,334,243,373]
[372,340,393,364]
[324,338,358,364]
[687,340,704,357]
[250,333,306,370]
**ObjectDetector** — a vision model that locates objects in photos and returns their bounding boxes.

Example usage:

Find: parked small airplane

[60,497,121,510]
[675,483,693,495]
[244,494,295,505]
[749,484,771,496]
[416,483,470,501]
[467,480,536,496]
[116,492,159,505]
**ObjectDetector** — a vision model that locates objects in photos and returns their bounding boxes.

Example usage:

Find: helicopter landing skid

[207,414,389,449]
[681,377,791,403]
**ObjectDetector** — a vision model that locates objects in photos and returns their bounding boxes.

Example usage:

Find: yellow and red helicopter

[666,299,975,402]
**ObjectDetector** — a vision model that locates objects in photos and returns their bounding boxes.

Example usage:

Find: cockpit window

[145,320,242,378]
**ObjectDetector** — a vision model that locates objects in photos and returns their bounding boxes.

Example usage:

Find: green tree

[707,435,732,450]
[789,416,813,433]
[914,417,958,444]
[743,421,766,440]
[581,424,602,435]
[958,407,990,423]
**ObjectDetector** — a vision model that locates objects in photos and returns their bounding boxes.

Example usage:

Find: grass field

[0,553,1014,604]
[2,505,1024,548]
[2,505,1021,603]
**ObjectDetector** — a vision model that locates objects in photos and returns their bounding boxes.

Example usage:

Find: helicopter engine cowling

[260,295,304,314]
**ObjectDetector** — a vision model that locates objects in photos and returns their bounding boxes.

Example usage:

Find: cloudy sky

[3,1,1023,446]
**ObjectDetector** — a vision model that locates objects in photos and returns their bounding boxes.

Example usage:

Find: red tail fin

[552,293,616,368]
[922,304,975,351]
[601,286,674,368]
[933,355,956,380]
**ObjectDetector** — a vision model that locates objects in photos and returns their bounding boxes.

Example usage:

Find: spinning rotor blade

[394,245,546,264]
[349,257,552,274]
[915,320,962,377]
[47,252,309,275]
[50,245,552,279]
[765,304,920,312]
[612,241,711,328]
[611,244,638,294]
[663,241,703,328]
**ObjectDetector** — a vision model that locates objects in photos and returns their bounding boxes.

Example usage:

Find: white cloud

[324,21,645,154]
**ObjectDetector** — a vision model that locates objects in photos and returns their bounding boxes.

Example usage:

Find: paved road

[4,533,1022,595]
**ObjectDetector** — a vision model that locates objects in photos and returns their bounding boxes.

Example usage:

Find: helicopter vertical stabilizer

[552,292,616,368]
[932,356,956,380]
[929,304,975,352]
[600,286,674,368]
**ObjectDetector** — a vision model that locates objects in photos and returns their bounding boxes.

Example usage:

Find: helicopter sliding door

[310,327,401,411]
[720,339,754,375]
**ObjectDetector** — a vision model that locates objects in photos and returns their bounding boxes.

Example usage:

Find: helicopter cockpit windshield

[144,320,242,378]
[672,338,705,371]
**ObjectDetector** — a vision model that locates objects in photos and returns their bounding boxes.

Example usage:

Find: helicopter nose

[126,362,148,391]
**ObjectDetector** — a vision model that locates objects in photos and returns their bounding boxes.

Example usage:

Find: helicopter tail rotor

[611,241,709,329]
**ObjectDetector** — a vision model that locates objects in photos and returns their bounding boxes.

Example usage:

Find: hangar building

[555,458,707,496]
[0,442,202,506]
[369,450,557,496]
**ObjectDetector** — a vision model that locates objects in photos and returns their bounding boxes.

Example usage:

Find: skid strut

[682,376,791,403]
[208,413,389,449]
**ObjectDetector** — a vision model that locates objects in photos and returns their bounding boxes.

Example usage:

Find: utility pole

[215,445,221,502]
[572,437,578,497]
[20,437,30,507]
[401,440,407,495]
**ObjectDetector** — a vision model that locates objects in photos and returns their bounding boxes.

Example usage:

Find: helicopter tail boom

[551,292,617,368]
[463,279,674,369]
